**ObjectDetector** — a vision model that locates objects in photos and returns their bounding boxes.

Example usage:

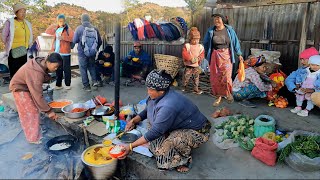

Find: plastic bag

[251,137,278,166]
[238,60,245,82]
[278,130,320,172]
[285,152,320,172]
[212,116,239,149]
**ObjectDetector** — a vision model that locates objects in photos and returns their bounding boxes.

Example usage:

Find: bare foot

[176,165,190,173]
[227,95,234,103]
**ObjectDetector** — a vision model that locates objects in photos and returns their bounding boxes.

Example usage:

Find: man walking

[73,13,102,91]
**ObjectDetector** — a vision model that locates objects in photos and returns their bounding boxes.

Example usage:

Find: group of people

[2,2,320,176]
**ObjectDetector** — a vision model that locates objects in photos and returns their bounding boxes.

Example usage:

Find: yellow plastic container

[104,62,112,67]
[263,132,276,142]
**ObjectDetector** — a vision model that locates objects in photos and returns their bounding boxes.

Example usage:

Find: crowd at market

[1,2,320,174]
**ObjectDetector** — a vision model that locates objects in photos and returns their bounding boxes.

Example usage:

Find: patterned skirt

[13,91,41,143]
[149,120,211,169]
[209,48,233,97]
[233,83,267,101]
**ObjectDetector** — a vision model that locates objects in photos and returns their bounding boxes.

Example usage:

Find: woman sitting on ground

[118,69,211,173]
[233,62,276,107]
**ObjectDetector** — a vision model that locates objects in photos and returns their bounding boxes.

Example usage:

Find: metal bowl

[48,99,73,113]
[62,103,88,119]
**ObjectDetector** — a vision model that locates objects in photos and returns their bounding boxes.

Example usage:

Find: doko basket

[154,54,181,78]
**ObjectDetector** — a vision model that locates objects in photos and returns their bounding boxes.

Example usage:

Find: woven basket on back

[154,54,181,78]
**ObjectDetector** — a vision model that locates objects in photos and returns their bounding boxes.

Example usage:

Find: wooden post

[298,2,311,67]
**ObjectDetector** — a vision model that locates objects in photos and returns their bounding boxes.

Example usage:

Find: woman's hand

[48,111,59,120]
[238,55,244,62]
[117,144,131,160]
[99,60,104,64]
[125,120,135,132]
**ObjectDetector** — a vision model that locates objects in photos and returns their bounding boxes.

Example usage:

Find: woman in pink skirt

[9,53,62,144]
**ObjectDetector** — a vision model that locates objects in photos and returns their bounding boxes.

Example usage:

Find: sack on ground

[81,27,98,57]
[251,137,278,166]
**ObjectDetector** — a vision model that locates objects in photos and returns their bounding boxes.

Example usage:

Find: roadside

[1,74,320,179]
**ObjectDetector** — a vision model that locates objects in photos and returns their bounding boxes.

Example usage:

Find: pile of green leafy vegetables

[279,135,320,161]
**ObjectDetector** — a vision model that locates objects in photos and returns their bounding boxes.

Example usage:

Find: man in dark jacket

[72,13,102,91]
[95,45,115,86]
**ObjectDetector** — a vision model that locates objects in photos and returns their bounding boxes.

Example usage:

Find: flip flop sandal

[193,90,203,95]
[213,99,222,107]
[176,158,193,173]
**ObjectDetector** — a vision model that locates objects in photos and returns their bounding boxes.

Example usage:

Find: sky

[46,0,188,13]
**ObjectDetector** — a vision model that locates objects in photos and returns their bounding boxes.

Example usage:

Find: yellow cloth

[12,19,30,49]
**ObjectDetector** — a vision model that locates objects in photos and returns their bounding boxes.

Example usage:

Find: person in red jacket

[45,14,74,90]
[181,27,204,94]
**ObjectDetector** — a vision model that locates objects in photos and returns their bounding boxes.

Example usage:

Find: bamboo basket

[154,54,182,78]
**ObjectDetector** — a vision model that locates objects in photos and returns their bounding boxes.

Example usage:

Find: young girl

[291,55,320,117]
[181,27,204,94]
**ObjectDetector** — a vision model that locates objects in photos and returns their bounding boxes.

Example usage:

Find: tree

[0,0,47,14]
[184,0,207,26]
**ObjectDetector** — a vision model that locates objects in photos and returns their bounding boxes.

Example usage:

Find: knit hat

[299,47,319,59]
[133,41,142,47]
[309,55,320,66]
[146,70,173,91]
[189,27,200,40]
[57,14,66,20]
[13,2,27,13]
[81,13,90,23]
[103,45,113,54]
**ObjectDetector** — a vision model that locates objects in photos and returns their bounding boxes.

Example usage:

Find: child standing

[291,55,320,117]
[182,27,204,94]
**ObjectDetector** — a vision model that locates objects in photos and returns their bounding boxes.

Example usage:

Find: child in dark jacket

[95,45,115,86]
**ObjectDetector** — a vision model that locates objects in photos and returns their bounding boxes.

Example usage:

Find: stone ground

[1,73,320,179]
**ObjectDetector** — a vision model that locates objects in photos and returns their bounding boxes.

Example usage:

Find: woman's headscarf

[146,69,173,91]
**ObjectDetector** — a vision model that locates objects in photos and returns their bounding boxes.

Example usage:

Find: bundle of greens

[279,135,320,162]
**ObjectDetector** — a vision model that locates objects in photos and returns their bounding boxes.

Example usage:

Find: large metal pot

[81,144,117,179]
[62,103,88,119]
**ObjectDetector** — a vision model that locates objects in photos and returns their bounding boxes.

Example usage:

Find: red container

[109,145,125,158]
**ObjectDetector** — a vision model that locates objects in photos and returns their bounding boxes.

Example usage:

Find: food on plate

[104,62,112,67]
[49,101,72,108]
[110,145,124,154]
[49,142,71,151]
[132,57,139,62]
[71,108,87,113]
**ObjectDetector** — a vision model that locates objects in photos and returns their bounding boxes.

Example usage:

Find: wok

[45,135,77,155]
[91,106,114,121]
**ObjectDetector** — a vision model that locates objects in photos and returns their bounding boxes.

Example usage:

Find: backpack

[81,27,98,57]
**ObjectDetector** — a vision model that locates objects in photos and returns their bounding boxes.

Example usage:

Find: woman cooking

[203,14,243,106]
[1,2,33,78]
[118,70,211,173]
[9,53,63,144]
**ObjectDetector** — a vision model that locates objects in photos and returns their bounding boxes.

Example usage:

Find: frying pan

[45,135,77,155]
[91,106,114,121]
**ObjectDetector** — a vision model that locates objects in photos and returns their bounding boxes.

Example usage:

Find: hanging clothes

[134,18,145,40]
[176,17,188,35]
[127,22,138,41]
[150,23,164,40]
[170,18,184,37]
[167,23,181,40]
[143,19,156,39]
[159,24,175,41]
